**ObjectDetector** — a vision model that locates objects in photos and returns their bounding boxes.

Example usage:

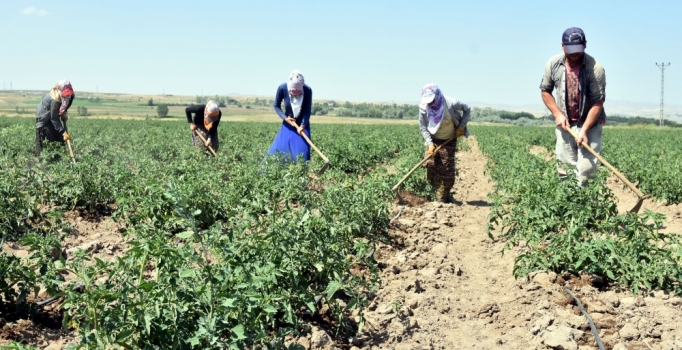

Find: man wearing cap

[540,27,606,185]
[35,79,75,156]
[419,83,471,203]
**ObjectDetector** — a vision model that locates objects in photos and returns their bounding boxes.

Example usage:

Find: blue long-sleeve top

[272,83,312,128]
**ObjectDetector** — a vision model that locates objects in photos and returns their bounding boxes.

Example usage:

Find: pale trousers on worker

[555,123,602,184]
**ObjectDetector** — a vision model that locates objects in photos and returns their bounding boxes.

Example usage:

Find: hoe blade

[315,162,330,177]
[628,197,646,214]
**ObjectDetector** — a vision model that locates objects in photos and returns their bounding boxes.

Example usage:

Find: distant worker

[419,83,471,203]
[35,79,74,156]
[265,69,312,163]
[186,100,221,152]
[540,27,606,185]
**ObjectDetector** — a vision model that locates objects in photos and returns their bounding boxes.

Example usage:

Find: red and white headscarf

[287,70,304,96]
[54,79,74,115]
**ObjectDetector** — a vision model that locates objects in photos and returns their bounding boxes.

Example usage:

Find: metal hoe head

[628,195,648,214]
[315,161,330,177]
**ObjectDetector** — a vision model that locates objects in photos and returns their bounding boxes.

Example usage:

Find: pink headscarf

[419,83,446,134]
[287,70,304,96]
[55,79,74,115]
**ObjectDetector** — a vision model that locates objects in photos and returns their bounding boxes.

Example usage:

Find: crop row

[473,126,682,296]
[505,125,682,204]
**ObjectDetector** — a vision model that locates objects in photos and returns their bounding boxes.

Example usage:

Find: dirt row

[296,139,682,350]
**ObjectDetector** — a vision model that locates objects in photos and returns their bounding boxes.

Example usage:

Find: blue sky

[2,0,681,108]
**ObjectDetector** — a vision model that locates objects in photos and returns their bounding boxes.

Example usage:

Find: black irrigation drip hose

[36,284,85,307]
[564,286,605,350]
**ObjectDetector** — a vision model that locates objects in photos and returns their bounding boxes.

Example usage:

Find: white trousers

[555,124,602,184]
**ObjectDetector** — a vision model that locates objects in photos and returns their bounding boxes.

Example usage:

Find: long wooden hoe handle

[563,127,645,198]
[193,129,217,157]
[63,120,76,163]
[290,120,329,164]
[391,134,458,192]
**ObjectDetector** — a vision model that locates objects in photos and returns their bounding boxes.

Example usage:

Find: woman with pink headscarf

[35,79,75,156]
[418,83,471,203]
[266,70,313,163]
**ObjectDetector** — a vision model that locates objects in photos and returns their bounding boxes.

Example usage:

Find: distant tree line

[607,115,681,128]
[195,95,239,107]
[335,102,420,119]
[13,106,29,114]
[74,96,104,103]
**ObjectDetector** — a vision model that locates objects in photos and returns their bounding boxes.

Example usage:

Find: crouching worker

[35,79,74,156]
[186,100,221,152]
[419,83,471,203]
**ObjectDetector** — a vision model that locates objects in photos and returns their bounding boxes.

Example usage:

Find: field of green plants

[0,117,438,349]
[510,127,682,204]
[1,117,681,349]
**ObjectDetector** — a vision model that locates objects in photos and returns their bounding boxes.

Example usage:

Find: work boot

[438,193,456,203]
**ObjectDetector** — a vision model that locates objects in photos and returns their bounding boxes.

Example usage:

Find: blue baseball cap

[562,27,586,54]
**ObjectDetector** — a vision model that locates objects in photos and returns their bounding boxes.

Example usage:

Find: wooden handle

[563,127,645,198]
[193,129,217,157]
[291,121,329,163]
[66,140,76,163]
[63,120,76,163]
[391,135,458,192]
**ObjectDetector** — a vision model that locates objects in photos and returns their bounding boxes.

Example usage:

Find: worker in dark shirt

[35,79,75,156]
[185,100,221,152]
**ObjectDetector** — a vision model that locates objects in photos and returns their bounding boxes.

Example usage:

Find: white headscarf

[287,70,305,118]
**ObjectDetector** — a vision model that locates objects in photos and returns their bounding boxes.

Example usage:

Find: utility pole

[656,62,671,129]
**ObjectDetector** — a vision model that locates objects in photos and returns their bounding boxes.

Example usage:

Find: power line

[656,62,671,129]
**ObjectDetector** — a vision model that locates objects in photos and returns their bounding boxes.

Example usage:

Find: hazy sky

[2,0,680,107]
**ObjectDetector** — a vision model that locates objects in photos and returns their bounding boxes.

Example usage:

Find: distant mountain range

[470,100,682,121]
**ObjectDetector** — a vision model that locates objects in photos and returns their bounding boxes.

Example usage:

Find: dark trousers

[35,124,64,156]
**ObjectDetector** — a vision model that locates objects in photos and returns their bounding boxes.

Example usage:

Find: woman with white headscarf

[186,100,222,152]
[266,70,313,163]
[419,83,471,203]
[35,79,75,156]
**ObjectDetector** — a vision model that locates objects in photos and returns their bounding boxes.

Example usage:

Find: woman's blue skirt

[266,122,311,163]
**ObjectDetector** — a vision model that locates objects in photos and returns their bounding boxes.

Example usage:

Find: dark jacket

[185,104,221,139]
[35,93,74,135]
[273,83,312,129]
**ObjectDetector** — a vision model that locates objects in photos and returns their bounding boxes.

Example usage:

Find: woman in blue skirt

[266,70,312,163]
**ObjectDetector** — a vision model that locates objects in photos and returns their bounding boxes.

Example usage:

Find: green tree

[77,106,89,116]
[148,98,154,106]
[156,104,169,118]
